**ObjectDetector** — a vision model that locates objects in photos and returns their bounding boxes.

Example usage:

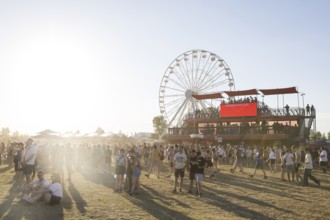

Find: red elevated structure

[166,86,315,145]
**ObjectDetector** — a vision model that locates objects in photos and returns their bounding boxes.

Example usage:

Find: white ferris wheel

[159,49,235,130]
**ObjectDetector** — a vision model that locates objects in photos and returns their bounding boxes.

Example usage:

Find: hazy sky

[0,0,329,135]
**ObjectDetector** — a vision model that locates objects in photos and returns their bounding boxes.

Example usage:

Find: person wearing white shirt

[319,147,328,173]
[268,147,276,173]
[303,148,320,186]
[23,138,38,184]
[172,145,187,193]
[283,149,296,182]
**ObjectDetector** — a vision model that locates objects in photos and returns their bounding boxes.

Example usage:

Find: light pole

[301,93,305,115]
[301,93,305,108]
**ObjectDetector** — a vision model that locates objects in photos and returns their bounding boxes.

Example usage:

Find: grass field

[0,162,329,220]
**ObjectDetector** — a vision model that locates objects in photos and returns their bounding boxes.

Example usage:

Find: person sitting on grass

[22,170,49,202]
[26,173,63,205]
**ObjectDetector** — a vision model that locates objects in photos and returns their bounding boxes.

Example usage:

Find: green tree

[153,116,167,136]
[1,127,10,142]
[311,131,322,142]
[327,131,330,140]
[96,127,105,135]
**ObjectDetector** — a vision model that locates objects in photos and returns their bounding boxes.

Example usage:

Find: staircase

[302,110,316,139]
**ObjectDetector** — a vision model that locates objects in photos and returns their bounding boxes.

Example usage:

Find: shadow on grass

[68,178,87,213]
[201,191,276,220]
[123,184,193,220]
[208,173,307,202]
[80,170,116,189]
[0,166,12,174]
[0,184,20,219]
[2,203,64,220]
[203,184,293,214]
[0,184,64,220]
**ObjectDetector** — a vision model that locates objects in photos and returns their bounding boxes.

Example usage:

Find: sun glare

[5,28,113,134]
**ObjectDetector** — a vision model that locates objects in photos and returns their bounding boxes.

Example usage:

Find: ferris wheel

[159,49,235,129]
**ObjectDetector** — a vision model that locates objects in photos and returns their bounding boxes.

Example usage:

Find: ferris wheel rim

[159,49,236,128]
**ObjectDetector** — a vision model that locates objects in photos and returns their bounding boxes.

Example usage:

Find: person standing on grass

[145,145,162,179]
[268,147,276,173]
[303,148,320,186]
[283,149,296,182]
[211,147,219,173]
[166,145,175,178]
[319,147,328,173]
[249,149,267,179]
[293,145,303,182]
[230,145,244,174]
[114,148,126,193]
[188,150,198,194]
[14,142,24,189]
[23,138,38,185]
[195,151,206,197]
[172,145,187,193]
[129,154,141,195]
[125,148,135,192]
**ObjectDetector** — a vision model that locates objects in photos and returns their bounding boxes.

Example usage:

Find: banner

[220,102,257,118]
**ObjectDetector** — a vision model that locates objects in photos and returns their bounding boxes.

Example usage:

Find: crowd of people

[1,138,328,205]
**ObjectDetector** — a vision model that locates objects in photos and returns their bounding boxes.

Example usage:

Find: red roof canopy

[192,86,298,100]
[259,87,298,95]
[192,93,224,100]
[225,89,259,97]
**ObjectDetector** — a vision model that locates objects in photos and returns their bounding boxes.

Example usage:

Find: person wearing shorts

[195,151,206,197]
[188,150,197,194]
[114,149,126,192]
[249,150,267,179]
[23,138,37,184]
[172,146,187,193]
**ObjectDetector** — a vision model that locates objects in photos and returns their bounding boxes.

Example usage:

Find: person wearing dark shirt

[188,150,198,194]
[195,151,206,197]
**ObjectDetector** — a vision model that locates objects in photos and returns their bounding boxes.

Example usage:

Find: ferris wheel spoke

[176,100,189,125]
[193,54,203,88]
[196,68,225,90]
[200,80,229,93]
[166,99,188,127]
[195,53,213,88]
[173,61,191,89]
[164,86,185,93]
[198,71,226,92]
[165,97,185,109]
[204,59,219,78]
[167,76,188,91]
[175,64,192,89]
[184,58,193,87]
[164,94,185,98]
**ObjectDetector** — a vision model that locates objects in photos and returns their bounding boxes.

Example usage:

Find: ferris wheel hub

[185,89,195,98]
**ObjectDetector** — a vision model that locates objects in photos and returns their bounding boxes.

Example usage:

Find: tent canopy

[192,86,298,100]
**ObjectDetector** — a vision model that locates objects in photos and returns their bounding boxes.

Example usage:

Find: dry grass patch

[0,164,329,220]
